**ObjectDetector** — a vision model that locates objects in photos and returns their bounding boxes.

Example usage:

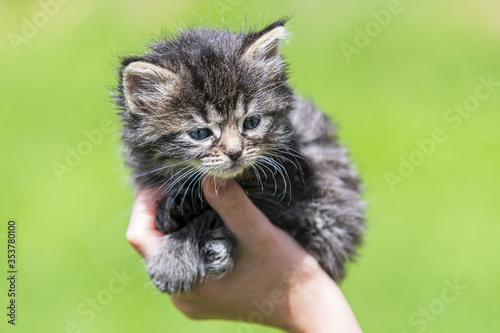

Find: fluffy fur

[115,20,365,294]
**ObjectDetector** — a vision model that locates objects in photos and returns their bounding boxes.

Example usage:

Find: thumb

[202,177,272,242]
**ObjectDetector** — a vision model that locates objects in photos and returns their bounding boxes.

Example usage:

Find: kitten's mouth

[220,166,244,178]
[213,163,246,179]
[201,156,258,179]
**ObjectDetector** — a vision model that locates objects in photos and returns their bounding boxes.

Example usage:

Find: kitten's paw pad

[204,239,234,277]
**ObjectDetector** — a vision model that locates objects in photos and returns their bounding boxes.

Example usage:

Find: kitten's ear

[122,61,177,113]
[242,22,288,62]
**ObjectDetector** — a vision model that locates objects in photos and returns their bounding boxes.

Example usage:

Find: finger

[202,177,274,243]
[126,186,164,258]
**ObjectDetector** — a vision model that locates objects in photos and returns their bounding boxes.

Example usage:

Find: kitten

[115,19,365,294]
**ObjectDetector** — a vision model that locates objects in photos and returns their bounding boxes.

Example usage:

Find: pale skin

[126,178,363,333]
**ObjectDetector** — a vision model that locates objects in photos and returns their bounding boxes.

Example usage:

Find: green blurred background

[1,0,499,332]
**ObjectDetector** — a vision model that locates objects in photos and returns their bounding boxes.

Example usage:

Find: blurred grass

[1,0,499,332]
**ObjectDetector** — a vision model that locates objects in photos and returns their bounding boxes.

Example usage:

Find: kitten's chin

[211,165,246,179]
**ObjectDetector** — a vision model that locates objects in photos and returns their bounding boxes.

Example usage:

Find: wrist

[278,262,362,333]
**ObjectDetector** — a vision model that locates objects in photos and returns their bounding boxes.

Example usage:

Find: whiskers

[249,144,309,205]
[143,163,209,214]
[141,144,309,213]
[134,159,189,182]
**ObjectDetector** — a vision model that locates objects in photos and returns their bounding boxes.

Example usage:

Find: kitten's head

[117,20,293,180]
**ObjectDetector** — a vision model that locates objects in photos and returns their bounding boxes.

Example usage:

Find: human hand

[126,179,362,333]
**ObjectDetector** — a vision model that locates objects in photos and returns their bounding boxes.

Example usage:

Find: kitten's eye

[243,115,261,130]
[189,128,211,140]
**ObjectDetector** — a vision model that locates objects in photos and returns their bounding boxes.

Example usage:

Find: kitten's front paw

[204,237,235,277]
[147,234,202,294]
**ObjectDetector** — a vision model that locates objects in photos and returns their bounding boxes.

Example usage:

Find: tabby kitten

[116,20,365,294]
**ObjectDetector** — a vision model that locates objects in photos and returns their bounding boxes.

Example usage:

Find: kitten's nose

[219,127,243,161]
[226,149,242,161]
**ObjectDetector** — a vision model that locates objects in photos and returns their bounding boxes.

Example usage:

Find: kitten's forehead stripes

[205,103,224,124]
[235,97,247,118]
[204,97,248,126]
